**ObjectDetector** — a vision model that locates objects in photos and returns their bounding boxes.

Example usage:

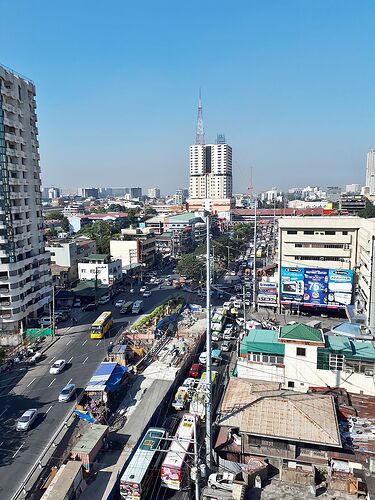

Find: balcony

[6,148,17,157]
[2,103,17,114]
[9,192,24,200]
[7,164,22,172]
[1,86,13,97]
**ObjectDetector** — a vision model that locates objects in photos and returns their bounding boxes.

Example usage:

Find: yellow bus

[90,311,113,339]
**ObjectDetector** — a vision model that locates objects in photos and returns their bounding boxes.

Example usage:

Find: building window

[287,230,298,234]
[296,347,306,357]
[304,230,314,235]
[325,230,336,235]
[343,231,348,235]
[329,354,344,371]
[287,381,295,388]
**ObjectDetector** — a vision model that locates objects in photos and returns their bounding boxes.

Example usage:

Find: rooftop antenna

[196,88,205,145]
[248,166,253,197]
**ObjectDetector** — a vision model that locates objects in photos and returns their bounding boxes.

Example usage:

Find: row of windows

[287,230,348,236]
[294,256,346,262]
[247,352,284,364]
[294,243,351,249]
[329,354,375,374]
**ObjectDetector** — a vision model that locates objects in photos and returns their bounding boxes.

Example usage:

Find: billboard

[280,266,354,309]
[257,282,278,307]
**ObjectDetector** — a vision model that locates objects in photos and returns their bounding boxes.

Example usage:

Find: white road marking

[82,339,88,346]
[82,356,88,365]
[0,407,8,418]
[46,405,53,414]
[66,339,71,346]
[68,356,73,363]
[48,378,56,387]
[0,441,3,447]
[50,356,56,363]
[96,340,102,346]
[27,378,36,388]
[67,378,72,384]
[12,443,23,458]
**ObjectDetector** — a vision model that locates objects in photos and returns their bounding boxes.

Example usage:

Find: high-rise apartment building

[148,187,160,199]
[0,65,52,337]
[188,93,233,218]
[77,187,99,199]
[366,149,375,195]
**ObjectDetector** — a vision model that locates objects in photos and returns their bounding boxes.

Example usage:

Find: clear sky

[1,0,375,194]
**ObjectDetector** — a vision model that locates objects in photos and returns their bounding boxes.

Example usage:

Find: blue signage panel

[303,268,329,306]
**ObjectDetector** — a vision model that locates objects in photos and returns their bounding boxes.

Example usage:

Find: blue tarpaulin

[154,303,188,336]
[85,362,127,393]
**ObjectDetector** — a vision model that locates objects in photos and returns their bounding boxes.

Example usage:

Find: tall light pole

[252,199,257,311]
[205,212,213,470]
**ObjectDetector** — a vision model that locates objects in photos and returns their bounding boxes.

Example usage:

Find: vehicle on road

[198,351,207,364]
[172,386,189,410]
[73,298,81,308]
[50,359,67,374]
[189,363,203,379]
[143,290,152,298]
[139,286,147,293]
[98,294,110,305]
[120,301,133,315]
[212,331,222,341]
[39,315,60,327]
[189,371,217,420]
[221,340,231,352]
[90,311,113,339]
[16,409,37,431]
[208,472,235,491]
[82,303,97,312]
[132,300,144,314]
[120,427,168,500]
[161,413,194,490]
[58,383,76,402]
[115,299,125,308]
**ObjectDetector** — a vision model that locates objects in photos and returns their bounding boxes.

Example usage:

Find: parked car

[208,472,235,491]
[221,340,231,352]
[58,383,76,402]
[189,363,203,379]
[55,310,69,321]
[139,286,147,293]
[115,299,125,308]
[39,315,60,327]
[49,359,66,375]
[16,409,37,431]
[143,290,152,298]
[82,303,97,312]
[73,298,81,308]
[98,295,110,305]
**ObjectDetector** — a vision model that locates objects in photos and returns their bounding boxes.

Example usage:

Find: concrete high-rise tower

[0,65,52,340]
[366,149,375,195]
[188,92,233,218]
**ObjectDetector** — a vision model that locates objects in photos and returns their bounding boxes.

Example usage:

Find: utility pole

[193,415,200,500]
[94,267,98,306]
[253,199,257,311]
[51,284,55,337]
[205,212,213,470]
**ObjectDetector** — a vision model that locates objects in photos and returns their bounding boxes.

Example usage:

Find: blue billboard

[280,266,354,309]
[280,267,304,303]
[303,268,328,306]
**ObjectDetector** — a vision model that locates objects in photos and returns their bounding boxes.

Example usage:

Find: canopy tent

[85,362,127,393]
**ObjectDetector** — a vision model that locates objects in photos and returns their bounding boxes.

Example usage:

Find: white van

[199,351,207,364]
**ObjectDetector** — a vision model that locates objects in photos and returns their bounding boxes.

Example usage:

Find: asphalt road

[0,271,206,500]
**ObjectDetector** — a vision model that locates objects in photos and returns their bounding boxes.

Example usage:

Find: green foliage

[44,210,64,220]
[45,227,58,238]
[358,200,375,219]
[77,220,117,253]
[144,207,158,218]
[60,216,69,232]
[177,252,205,282]
[108,204,126,212]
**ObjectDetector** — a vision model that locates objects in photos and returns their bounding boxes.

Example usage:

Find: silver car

[17,409,37,431]
[58,383,76,402]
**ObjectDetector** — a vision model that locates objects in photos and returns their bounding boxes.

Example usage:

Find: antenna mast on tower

[196,89,205,145]
[248,166,253,197]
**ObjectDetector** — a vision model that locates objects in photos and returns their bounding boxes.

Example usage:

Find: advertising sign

[303,268,328,306]
[280,267,304,303]
[280,266,354,309]
[327,269,353,307]
[257,282,277,307]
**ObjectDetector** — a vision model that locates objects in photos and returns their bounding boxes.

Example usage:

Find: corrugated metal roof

[279,323,324,343]
[219,378,341,447]
[323,336,375,361]
[85,362,127,392]
[71,424,108,455]
[240,329,285,356]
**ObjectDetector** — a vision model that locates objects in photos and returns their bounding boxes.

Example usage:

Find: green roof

[87,253,109,261]
[240,329,285,356]
[168,212,201,223]
[72,280,109,298]
[323,335,375,361]
[279,324,324,343]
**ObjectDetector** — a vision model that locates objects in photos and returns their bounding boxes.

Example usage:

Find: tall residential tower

[188,93,233,218]
[0,65,51,339]
[366,149,375,195]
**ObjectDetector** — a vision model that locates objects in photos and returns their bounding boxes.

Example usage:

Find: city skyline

[1,1,374,193]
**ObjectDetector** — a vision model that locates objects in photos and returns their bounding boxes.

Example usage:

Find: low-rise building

[67,212,128,233]
[237,323,375,396]
[339,194,367,215]
[110,228,156,269]
[78,254,122,286]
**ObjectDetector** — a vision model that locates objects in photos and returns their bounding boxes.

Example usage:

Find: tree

[44,210,64,221]
[108,204,126,212]
[45,228,58,238]
[60,216,70,232]
[358,200,375,218]
[77,221,117,254]
[177,253,205,282]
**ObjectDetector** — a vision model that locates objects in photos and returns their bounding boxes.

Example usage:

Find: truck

[132,300,144,314]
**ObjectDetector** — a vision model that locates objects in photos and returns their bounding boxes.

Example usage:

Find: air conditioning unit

[365,370,374,377]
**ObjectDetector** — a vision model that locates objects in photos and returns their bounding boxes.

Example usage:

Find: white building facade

[0,66,52,340]
[78,254,122,286]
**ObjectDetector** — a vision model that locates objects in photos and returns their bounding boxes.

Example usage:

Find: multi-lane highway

[0,274,202,499]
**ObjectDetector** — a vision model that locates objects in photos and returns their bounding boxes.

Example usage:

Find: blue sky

[1,0,374,194]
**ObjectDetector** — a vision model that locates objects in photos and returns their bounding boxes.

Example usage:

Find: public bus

[90,311,113,339]
[211,311,225,333]
[120,427,167,499]
[160,413,195,491]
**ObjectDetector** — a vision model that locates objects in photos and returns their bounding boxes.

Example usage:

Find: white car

[222,340,231,352]
[98,295,110,305]
[17,409,37,431]
[58,383,76,402]
[143,290,152,298]
[49,359,66,375]
[208,472,235,491]
[115,299,125,308]
[139,286,147,293]
[223,302,231,309]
